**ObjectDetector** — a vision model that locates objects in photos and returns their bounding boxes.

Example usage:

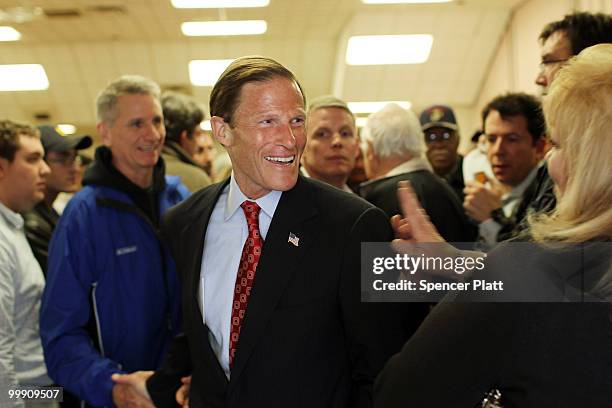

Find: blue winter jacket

[40,175,189,407]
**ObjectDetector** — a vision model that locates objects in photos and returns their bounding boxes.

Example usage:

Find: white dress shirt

[199,174,282,379]
[0,202,51,408]
[478,163,542,247]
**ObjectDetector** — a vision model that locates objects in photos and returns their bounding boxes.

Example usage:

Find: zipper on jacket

[91,282,105,357]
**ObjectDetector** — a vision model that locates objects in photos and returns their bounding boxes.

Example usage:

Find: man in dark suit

[113,56,397,408]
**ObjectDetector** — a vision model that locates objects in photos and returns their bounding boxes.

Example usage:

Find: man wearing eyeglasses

[508,12,612,239]
[535,12,612,97]
[419,105,464,202]
[23,125,92,273]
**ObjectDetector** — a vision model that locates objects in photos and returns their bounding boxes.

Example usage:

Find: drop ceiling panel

[0,0,521,130]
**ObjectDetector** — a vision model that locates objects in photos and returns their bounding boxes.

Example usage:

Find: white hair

[362,103,425,159]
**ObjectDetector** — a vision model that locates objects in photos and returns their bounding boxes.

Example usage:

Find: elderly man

[40,75,189,407]
[23,125,92,273]
[464,93,546,248]
[419,105,465,201]
[161,91,212,192]
[360,103,474,243]
[114,56,398,408]
[301,95,359,192]
[0,120,52,408]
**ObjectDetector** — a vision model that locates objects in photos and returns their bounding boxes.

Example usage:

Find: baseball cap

[419,105,458,131]
[38,125,92,153]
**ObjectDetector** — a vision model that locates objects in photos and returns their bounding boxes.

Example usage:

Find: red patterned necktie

[229,201,263,368]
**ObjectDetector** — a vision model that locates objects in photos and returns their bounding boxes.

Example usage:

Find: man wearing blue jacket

[40,75,189,407]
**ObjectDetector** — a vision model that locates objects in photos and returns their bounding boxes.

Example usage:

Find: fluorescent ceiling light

[346,34,433,65]
[362,0,452,3]
[57,124,76,135]
[200,120,212,131]
[182,20,267,36]
[172,0,270,8]
[348,101,412,114]
[0,64,49,91]
[189,59,234,86]
[0,26,21,41]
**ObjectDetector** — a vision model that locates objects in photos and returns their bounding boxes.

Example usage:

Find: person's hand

[463,180,503,222]
[392,181,465,278]
[176,375,191,407]
[392,180,444,244]
[112,371,154,408]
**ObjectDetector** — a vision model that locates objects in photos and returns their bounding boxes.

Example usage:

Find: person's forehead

[238,77,304,108]
[116,93,161,114]
[16,134,44,155]
[47,148,77,157]
[310,106,354,124]
[542,30,572,58]
[485,111,529,134]
[425,126,455,134]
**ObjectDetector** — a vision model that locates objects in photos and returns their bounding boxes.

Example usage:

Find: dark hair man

[161,91,212,192]
[114,56,399,408]
[0,120,52,407]
[518,11,612,232]
[536,11,612,96]
[464,93,546,248]
[40,75,190,407]
[23,125,91,273]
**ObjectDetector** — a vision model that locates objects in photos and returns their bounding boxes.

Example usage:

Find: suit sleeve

[147,211,193,408]
[340,206,398,408]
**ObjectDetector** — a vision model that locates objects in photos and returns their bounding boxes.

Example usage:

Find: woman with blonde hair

[374,44,612,407]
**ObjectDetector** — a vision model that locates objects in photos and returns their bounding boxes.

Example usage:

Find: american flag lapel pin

[288,232,300,247]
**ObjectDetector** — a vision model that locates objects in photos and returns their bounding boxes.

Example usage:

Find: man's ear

[0,157,8,180]
[534,136,547,160]
[97,122,111,147]
[210,116,232,147]
[179,130,190,143]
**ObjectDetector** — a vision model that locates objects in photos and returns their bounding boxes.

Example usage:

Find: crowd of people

[0,10,611,408]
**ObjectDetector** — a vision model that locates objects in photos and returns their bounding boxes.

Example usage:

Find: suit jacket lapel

[229,176,319,387]
[179,180,229,381]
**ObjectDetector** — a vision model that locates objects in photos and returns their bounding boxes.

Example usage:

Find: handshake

[111,372,191,408]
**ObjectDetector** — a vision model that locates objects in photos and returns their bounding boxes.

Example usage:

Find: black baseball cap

[419,105,459,131]
[38,125,92,153]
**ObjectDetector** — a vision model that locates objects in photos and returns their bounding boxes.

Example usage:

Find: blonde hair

[530,44,612,244]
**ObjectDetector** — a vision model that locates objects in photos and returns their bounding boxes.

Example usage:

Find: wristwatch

[490,208,510,225]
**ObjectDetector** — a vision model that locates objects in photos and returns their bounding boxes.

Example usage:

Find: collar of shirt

[225,172,282,225]
[0,201,24,229]
[503,162,543,203]
[384,157,432,178]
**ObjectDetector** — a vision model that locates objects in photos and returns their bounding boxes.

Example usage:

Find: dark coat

[147,176,400,408]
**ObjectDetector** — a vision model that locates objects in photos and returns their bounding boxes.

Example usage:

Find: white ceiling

[0,0,525,131]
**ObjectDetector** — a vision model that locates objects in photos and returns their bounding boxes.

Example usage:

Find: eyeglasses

[539,58,570,72]
[46,152,82,166]
[424,131,454,143]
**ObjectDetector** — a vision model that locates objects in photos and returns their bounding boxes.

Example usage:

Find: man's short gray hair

[307,95,355,121]
[362,103,424,159]
[96,75,161,126]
